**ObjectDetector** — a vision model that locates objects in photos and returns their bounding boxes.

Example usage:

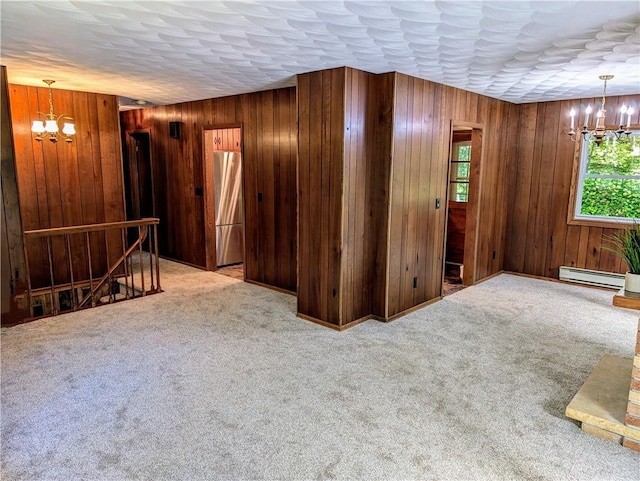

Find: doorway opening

[203,127,245,281]
[442,123,483,296]
[124,130,155,247]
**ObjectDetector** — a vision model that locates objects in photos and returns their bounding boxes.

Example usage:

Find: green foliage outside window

[457,162,470,179]
[579,135,640,219]
[581,179,640,218]
[458,145,471,162]
[455,182,468,202]
[450,142,471,202]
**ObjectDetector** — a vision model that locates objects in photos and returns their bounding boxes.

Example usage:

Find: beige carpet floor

[1,259,639,480]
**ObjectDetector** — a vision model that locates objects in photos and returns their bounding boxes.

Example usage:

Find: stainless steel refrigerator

[214,151,244,267]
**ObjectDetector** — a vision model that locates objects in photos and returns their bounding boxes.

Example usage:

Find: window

[449,142,471,202]
[573,132,640,223]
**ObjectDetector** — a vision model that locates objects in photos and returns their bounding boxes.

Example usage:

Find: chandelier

[568,75,634,145]
[31,80,76,143]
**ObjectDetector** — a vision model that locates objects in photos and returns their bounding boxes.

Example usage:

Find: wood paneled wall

[343,69,395,324]
[385,74,519,318]
[297,68,394,328]
[120,87,297,292]
[446,203,467,265]
[387,74,446,316]
[368,73,395,319]
[298,67,518,326]
[1,66,27,318]
[297,69,346,326]
[475,92,521,281]
[8,83,125,288]
[506,95,638,277]
[11,65,633,324]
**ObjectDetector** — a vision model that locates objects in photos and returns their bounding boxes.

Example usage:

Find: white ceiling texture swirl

[1,0,639,108]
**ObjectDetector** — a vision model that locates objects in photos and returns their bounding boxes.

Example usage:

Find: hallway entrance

[442,122,484,295]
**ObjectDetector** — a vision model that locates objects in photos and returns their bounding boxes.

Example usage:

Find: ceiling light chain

[31,79,76,143]
[568,75,635,145]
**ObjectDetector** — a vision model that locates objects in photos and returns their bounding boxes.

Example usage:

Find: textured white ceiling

[1,0,639,106]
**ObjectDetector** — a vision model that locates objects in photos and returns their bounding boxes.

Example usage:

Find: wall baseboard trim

[383,296,442,323]
[474,270,505,285]
[295,271,529,330]
[245,279,296,296]
[296,312,370,331]
[160,255,206,270]
[502,270,618,292]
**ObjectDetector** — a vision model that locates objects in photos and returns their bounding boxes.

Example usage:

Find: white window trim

[573,131,640,224]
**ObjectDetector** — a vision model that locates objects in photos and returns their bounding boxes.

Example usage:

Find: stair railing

[22,218,161,318]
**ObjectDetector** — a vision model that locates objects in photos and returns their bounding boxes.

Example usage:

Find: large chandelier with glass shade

[568,75,634,145]
[31,80,76,143]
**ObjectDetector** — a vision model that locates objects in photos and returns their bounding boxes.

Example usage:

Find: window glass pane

[586,135,640,175]
[579,178,640,219]
[576,132,640,222]
[457,162,470,180]
[458,145,471,162]
[456,183,468,202]
[449,141,471,203]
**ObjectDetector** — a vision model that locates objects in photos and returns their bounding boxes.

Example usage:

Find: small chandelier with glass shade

[31,80,76,143]
[568,75,634,145]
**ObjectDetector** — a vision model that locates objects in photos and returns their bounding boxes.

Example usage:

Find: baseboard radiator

[559,266,625,289]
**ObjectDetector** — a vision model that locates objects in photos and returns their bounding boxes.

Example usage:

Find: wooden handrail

[24,218,160,238]
[77,226,148,308]
[22,218,162,318]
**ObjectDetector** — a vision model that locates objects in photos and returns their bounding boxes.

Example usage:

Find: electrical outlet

[435,198,441,209]
[492,251,496,260]
[258,192,263,202]
[413,277,418,288]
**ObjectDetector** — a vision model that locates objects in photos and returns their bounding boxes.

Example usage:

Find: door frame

[202,124,244,272]
[124,129,156,219]
[442,120,484,292]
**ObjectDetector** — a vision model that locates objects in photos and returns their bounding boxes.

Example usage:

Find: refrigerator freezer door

[216,224,244,267]
[214,151,243,226]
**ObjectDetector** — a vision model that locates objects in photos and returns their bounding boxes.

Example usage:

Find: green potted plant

[607,222,640,293]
